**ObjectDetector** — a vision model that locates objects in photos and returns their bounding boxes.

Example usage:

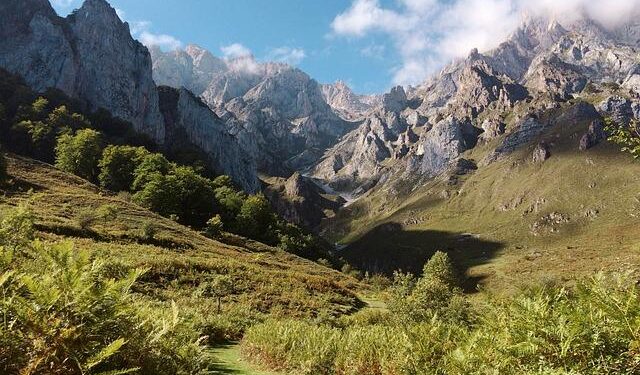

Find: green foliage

[205,214,224,238]
[98,145,149,192]
[0,240,206,375]
[0,203,35,253]
[133,166,217,227]
[96,204,119,222]
[75,209,98,231]
[141,220,157,241]
[55,129,103,181]
[243,272,640,375]
[132,153,171,192]
[236,194,276,243]
[199,275,235,313]
[606,117,640,158]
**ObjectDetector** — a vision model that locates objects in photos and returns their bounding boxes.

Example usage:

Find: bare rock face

[599,96,640,125]
[152,47,353,175]
[264,172,345,230]
[408,117,478,177]
[579,120,607,151]
[151,44,228,96]
[532,142,551,163]
[320,80,381,120]
[0,0,165,143]
[158,86,259,192]
[480,118,506,140]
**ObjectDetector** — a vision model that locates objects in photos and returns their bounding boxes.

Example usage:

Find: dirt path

[208,343,282,375]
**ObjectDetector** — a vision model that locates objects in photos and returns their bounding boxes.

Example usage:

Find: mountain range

[3,0,640,284]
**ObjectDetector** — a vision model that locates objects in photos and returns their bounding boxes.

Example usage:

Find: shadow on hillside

[342,223,505,292]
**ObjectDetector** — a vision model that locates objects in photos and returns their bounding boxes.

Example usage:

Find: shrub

[55,128,103,181]
[0,203,35,252]
[75,209,97,231]
[205,214,224,238]
[96,204,118,222]
[98,145,149,192]
[141,221,157,240]
[0,240,207,374]
[132,153,171,191]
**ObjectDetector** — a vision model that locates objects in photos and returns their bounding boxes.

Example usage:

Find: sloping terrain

[0,154,362,328]
[326,98,640,293]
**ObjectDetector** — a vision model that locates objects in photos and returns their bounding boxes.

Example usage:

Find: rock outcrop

[158,86,259,192]
[0,0,164,142]
[320,80,381,120]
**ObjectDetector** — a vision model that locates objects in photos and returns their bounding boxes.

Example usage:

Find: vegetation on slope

[326,95,640,293]
[243,252,640,375]
[0,153,362,373]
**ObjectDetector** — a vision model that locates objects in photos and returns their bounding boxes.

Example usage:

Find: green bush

[75,209,98,231]
[98,145,149,192]
[0,240,207,374]
[55,128,103,181]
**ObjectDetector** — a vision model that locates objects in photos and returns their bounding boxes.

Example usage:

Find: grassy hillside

[0,154,362,340]
[325,101,640,293]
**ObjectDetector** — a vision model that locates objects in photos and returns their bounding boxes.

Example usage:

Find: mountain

[151,46,356,176]
[316,16,640,291]
[0,0,164,143]
[311,16,640,198]
[0,0,261,192]
[320,80,381,121]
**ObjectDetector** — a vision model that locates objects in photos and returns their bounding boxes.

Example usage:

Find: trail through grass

[209,343,283,375]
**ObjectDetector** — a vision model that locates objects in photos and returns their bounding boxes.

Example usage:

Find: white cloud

[112,11,181,51]
[360,44,386,59]
[221,43,253,59]
[332,0,640,86]
[139,32,183,51]
[266,47,306,65]
[220,44,260,74]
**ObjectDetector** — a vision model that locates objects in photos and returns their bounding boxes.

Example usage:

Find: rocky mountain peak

[0,0,165,143]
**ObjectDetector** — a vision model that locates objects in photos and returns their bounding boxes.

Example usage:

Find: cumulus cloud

[220,43,261,74]
[220,43,253,59]
[113,12,181,51]
[266,47,306,65]
[139,32,183,51]
[332,0,640,86]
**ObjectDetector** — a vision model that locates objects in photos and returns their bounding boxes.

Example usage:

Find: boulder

[532,142,551,163]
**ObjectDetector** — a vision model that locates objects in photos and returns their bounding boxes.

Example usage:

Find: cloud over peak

[332,0,640,86]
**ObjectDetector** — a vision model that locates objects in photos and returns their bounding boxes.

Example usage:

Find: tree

[133,166,217,226]
[131,153,171,191]
[200,275,234,313]
[55,129,102,181]
[605,117,640,158]
[235,195,277,243]
[205,215,224,238]
[388,251,467,323]
[98,145,149,192]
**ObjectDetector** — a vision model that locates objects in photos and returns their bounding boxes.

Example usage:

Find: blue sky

[51,0,639,94]
[51,0,401,94]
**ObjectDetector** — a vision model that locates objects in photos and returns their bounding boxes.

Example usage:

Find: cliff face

[152,48,356,176]
[0,0,164,143]
[310,16,640,197]
[158,87,260,193]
